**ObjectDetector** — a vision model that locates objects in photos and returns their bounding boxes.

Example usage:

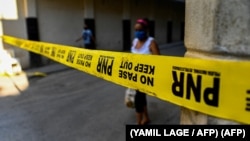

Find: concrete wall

[95,0,123,51]
[129,0,185,44]
[36,0,185,50]
[37,0,84,46]
[2,0,185,69]
[182,0,250,124]
[154,0,185,44]
[2,0,30,69]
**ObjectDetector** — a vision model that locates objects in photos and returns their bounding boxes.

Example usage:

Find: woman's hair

[136,18,149,29]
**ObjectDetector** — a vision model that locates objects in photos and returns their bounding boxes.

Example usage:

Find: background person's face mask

[135,31,147,40]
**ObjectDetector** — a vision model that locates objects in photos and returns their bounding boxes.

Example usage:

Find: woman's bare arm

[150,40,160,55]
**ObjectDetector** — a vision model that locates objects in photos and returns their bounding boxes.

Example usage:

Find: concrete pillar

[24,0,43,67]
[148,0,155,20]
[0,20,3,50]
[182,0,250,124]
[24,0,37,17]
[0,1,4,49]
[0,0,29,96]
[122,0,131,51]
[123,0,130,19]
[84,0,94,19]
[83,0,95,45]
[0,0,18,49]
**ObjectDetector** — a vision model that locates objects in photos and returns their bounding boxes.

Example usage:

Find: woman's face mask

[135,30,147,40]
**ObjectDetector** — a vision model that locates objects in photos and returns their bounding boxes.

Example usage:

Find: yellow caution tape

[26,72,47,77]
[2,35,250,124]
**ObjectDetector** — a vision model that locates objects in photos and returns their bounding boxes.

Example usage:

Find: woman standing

[131,18,160,125]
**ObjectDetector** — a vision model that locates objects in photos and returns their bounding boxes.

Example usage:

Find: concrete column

[0,0,18,49]
[83,0,95,49]
[24,0,37,17]
[182,0,250,124]
[0,0,29,96]
[84,0,94,19]
[24,0,43,67]
[148,0,155,20]
[0,1,4,49]
[122,0,130,19]
[0,20,3,50]
[122,0,131,51]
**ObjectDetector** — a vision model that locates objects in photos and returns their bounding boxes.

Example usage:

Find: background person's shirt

[131,37,153,54]
[82,29,93,45]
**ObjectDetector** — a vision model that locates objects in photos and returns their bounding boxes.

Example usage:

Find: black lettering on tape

[134,63,155,74]
[140,75,154,86]
[76,59,84,66]
[78,53,84,59]
[118,70,137,82]
[57,49,66,59]
[40,45,44,53]
[171,71,220,107]
[208,71,220,77]
[194,69,207,75]
[172,66,192,73]
[148,65,155,75]
[66,50,76,63]
[84,55,93,60]
[85,61,91,67]
[172,71,184,97]
[120,61,133,70]
[186,74,202,102]
[203,77,220,107]
[76,59,91,68]
[76,54,92,68]
[51,47,56,57]
[245,90,250,111]
[96,56,114,76]
[118,70,125,79]
[44,47,50,55]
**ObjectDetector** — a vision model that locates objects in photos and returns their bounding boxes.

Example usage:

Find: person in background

[75,23,95,49]
[131,18,160,125]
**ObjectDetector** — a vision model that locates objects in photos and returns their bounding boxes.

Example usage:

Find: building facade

[2,0,185,69]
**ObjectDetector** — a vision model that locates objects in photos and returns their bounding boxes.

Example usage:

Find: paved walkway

[0,42,186,141]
